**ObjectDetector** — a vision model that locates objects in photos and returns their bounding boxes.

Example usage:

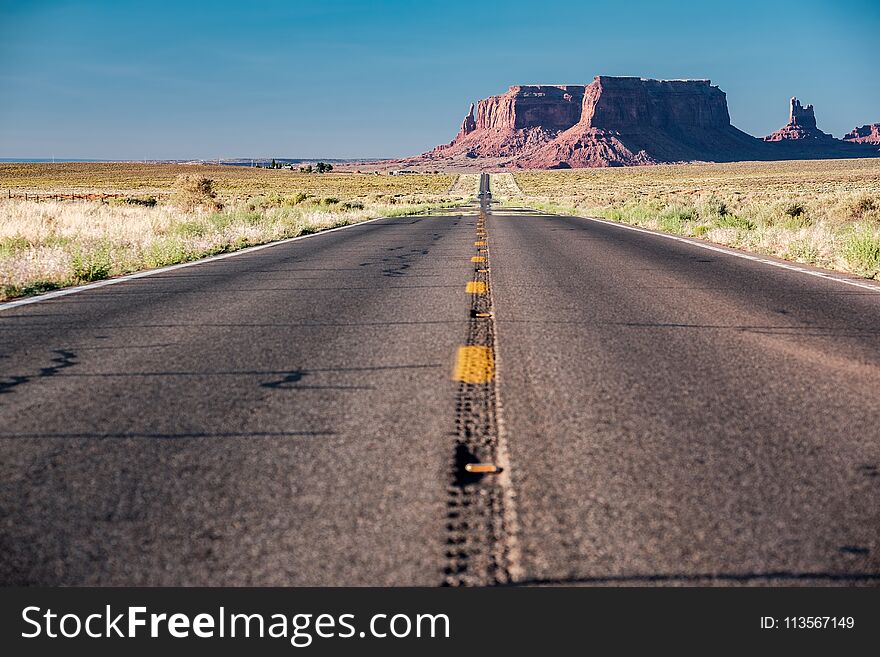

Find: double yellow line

[453,212,494,384]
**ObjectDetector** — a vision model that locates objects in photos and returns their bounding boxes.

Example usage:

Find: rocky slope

[431,85,585,160]
[404,77,880,170]
[844,124,880,144]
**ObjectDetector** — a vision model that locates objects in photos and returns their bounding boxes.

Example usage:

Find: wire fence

[4,190,168,203]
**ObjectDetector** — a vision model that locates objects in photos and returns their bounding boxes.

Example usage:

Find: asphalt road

[1,189,879,585]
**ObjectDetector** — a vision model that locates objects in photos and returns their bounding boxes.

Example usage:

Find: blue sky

[1,0,878,159]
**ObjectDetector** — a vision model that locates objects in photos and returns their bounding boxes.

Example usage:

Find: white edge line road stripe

[567,213,880,293]
[0,215,392,312]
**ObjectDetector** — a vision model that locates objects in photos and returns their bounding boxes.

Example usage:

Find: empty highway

[1,177,879,586]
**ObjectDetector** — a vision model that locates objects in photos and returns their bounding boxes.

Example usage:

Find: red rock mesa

[844,124,880,145]
[404,77,880,169]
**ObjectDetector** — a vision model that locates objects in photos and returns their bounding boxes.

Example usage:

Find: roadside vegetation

[448,173,480,197]
[503,159,880,279]
[0,165,461,301]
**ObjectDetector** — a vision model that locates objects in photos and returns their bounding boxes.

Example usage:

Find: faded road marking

[466,281,487,294]
[452,346,495,383]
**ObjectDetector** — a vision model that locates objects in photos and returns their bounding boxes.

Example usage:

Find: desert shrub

[70,244,112,282]
[780,214,813,229]
[43,235,73,248]
[846,195,877,220]
[0,235,31,255]
[843,230,880,278]
[145,239,189,268]
[661,204,696,221]
[173,175,220,211]
[272,192,312,208]
[121,195,157,207]
[713,214,755,231]
[174,220,207,238]
[785,240,820,264]
[207,212,233,231]
[317,197,339,206]
[784,202,806,218]
[656,213,686,234]
[238,210,264,226]
[339,200,364,210]
[263,193,283,207]
[698,194,729,218]
[692,225,710,237]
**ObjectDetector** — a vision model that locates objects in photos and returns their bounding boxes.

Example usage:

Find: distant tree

[315,162,333,173]
[271,158,277,169]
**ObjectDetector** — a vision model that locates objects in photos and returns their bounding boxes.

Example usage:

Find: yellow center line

[465,463,499,474]
[452,346,495,383]
[471,256,486,263]
[466,281,487,294]
[474,241,487,247]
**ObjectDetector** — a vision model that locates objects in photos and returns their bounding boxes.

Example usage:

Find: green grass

[843,230,880,278]
[70,244,113,282]
[0,197,466,301]
[508,160,880,279]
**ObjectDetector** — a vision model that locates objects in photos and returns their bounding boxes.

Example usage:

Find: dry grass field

[0,164,461,301]
[504,159,880,279]
[0,162,456,200]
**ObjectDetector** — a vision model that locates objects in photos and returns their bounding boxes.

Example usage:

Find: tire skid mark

[444,184,521,586]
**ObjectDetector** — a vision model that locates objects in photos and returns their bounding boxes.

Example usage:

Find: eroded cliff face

[581,77,730,130]
[433,85,585,160]
[522,76,763,168]
[431,85,585,161]
[475,85,585,131]
[844,124,880,145]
